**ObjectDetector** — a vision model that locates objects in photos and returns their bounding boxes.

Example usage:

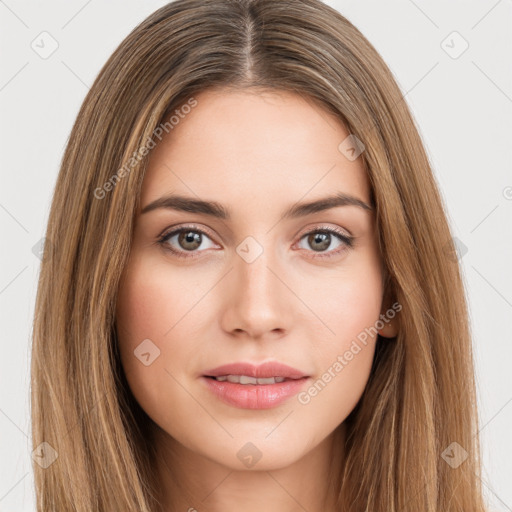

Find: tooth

[217,375,288,384]
[257,377,276,385]
[239,375,258,385]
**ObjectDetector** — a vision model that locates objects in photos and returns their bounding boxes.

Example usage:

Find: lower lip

[202,376,310,409]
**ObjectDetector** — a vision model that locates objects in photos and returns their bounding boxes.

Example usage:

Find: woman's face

[115,88,393,471]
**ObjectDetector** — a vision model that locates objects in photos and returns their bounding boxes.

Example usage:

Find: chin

[198,434,310,471]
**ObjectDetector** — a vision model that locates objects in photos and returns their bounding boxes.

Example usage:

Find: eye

[157,224,354,260]
[157,225,218,259]
[295,226,354,259]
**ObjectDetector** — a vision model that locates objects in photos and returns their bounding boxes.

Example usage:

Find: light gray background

[1,1,511,510]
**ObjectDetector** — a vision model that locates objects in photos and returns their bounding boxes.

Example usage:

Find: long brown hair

[31,0,487,510]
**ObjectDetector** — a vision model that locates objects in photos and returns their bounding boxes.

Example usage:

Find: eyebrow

[141,192,373,219]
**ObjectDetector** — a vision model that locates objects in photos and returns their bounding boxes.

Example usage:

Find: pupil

[179,231,201,250]
[310,232,330,251]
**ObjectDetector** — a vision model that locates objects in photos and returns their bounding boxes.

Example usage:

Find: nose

[219,242,294,340]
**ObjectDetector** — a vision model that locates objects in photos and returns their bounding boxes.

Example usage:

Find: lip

[203,361,307,379]
[202,361,310,409]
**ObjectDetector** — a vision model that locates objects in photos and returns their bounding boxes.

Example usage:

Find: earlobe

[377,318,398,338]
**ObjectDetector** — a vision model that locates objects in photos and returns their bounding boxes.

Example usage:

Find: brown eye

[176,230,202,251]
[158,227,217,258]
[296,227,354,258]
[306,232,331,252]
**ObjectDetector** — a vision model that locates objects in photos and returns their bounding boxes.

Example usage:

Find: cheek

[310,251,383,347]
[116,260,177,352]
[297,255,383,414]
[115,257,193,421]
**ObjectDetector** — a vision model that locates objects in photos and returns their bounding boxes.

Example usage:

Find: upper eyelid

[160,223,352,241]
[296,224,352,238]
[160,224,218,243]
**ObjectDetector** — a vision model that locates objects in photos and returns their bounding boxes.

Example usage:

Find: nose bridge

[239,241,273,292]
[221,233,290,337]
[236,235,279,304]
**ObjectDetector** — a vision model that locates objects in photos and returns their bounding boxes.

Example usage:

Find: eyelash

[156,224,354,260]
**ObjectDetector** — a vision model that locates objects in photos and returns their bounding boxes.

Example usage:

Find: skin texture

[115,88,398,512]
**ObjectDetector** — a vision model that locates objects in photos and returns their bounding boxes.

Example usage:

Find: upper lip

[204,361,308,380]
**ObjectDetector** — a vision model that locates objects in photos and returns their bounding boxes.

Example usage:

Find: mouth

[201,361,310,409]
[204,375,303,384]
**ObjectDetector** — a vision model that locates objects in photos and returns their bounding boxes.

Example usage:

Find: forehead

[140,88,370,214]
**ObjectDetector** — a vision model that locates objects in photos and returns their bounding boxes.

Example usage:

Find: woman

[31,0,487,510]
